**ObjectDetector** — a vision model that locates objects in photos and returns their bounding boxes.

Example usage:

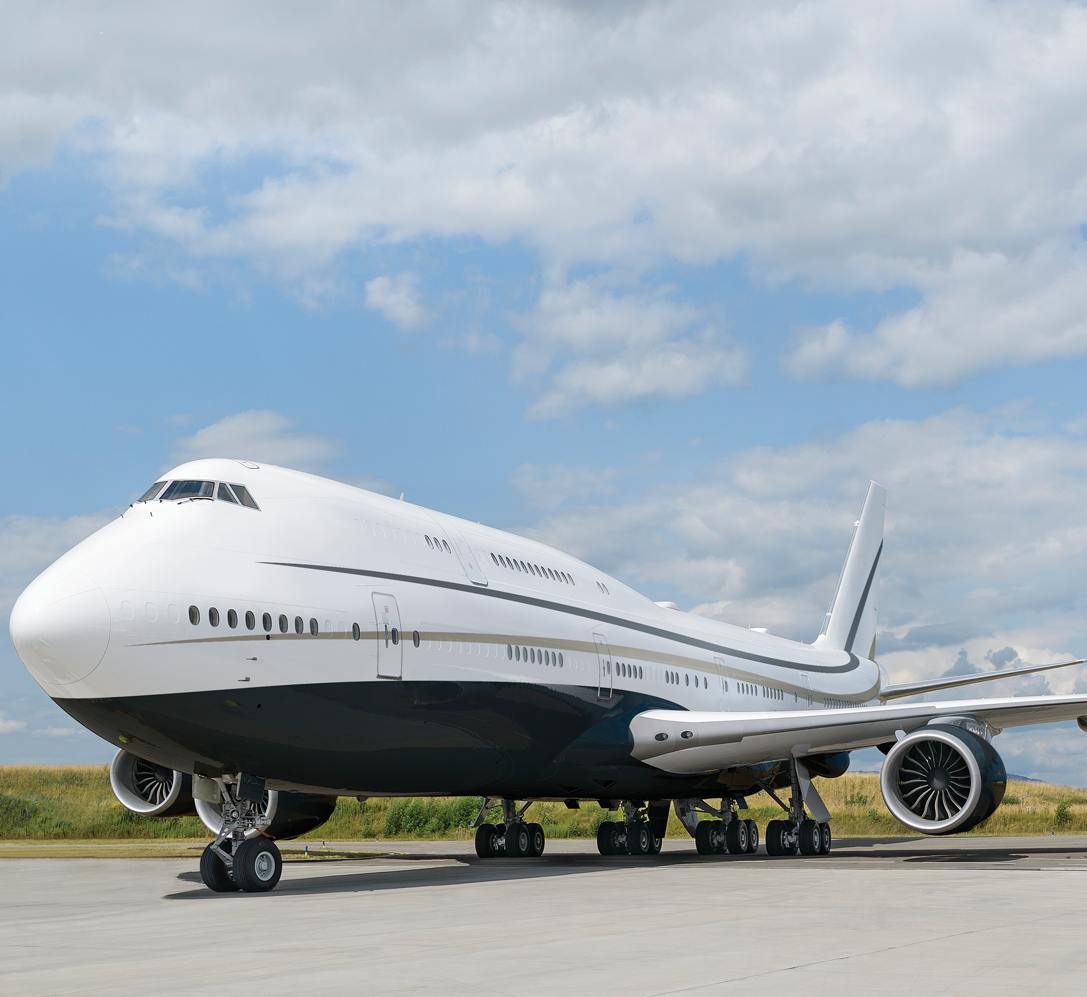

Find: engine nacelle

[880,722,1006,835]
[196,791,338,841]
[109,749,196,818]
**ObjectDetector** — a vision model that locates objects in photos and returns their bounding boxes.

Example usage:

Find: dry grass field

[3,765,1086,843]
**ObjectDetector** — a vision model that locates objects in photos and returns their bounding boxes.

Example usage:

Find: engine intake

[109,749,196,818]
[880,723,1005,835]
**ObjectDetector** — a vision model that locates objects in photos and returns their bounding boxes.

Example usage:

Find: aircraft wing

[629,694,1087,774]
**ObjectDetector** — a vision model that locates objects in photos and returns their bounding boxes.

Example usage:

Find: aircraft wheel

[648,830,663,855]
[506,822,532,858]
[627,822,652,855]
[765,819,787,856]
[819,822,832,855]
[744,819,759,854]
[232,838,283,893]
[725,818,748,855]
[474,824,498,858]
[597,820,616,855]
[199,841,238,892]
[493,823,507,857]
[694,820,716,855]
[798,819,821,855]
[527,822,546,857]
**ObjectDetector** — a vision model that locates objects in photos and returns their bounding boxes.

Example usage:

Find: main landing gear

[762,759,832,857]
[198,774,284,893]
[473,799,546,858]
[596,801,666,856]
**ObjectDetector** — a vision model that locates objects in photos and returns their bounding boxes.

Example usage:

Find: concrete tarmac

[3,836,1087,996]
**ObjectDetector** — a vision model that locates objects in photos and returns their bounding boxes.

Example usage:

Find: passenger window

[514,645,520,661]
[262,613,272,632]
[294,616,303,635]
[229,484,260,510]
[138,481,168,502]
[391,628,399,645]
[558,653,563,667]
[413,630,420,647]
[530,648,535,663]
[245,611,255,630]
[425,535,434,548]
[442,540,451,553]
[278,614,288,633]
[227,609,238,628]
[163,481,214,501]
[188,605,200,625]
[352,623,361,641]
[208,608,219,627]
[508,645,513,659]
[309,618,318,636]
[217,483,239,503]
[491,553,499,565]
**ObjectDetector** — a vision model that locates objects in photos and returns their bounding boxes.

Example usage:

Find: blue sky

[4,1,1087,782]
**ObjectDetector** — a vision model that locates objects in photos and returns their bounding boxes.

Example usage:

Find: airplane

[9,460,1087,892]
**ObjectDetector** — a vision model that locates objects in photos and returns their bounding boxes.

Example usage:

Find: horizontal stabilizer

[879,659,1085,701]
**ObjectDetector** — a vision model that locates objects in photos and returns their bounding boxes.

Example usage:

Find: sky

[4,0,1087,783]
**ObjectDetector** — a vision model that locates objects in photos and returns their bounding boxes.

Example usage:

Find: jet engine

[109,749,197,818]
[880,722,1006,835]
[196,791,338,840]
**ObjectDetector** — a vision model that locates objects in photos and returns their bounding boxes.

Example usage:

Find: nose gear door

[373,594,403,678]
[594,633,613,701]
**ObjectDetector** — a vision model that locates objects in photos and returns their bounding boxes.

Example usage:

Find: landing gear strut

[685,799,758,855]
[764,759,832,857]
[197,774,284,893]
[472,799,546,859]
[596,800,664,855]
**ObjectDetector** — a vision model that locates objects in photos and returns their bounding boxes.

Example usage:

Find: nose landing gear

[197,773,284,893]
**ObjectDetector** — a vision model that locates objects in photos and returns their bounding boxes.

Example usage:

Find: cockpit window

[230,484,259,510]
[161,480,214,501]
[137,481,167,502]
[217,482,239,504]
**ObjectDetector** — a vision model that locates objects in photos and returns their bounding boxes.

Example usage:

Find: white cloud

[514,275,747,417]
[31,726,85,737]
[168,411,342,472]
[365,272,427,330]
[514,402,1087,779]
[0,716,28,734]
[4,2,1087,392]
[511,462,619,510]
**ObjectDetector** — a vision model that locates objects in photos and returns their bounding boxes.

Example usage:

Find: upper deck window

[161,480,214,501]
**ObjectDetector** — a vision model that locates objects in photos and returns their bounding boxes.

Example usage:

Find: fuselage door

[373,593,403,679]
[594,633,613,701]
[429,515,488,586]
[714,656,730,711]
[801,673,812,707]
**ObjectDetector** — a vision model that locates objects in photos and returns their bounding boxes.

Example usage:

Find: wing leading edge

[629,694,1087,774]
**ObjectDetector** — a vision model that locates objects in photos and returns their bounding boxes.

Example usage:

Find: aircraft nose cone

[9,567,111,686]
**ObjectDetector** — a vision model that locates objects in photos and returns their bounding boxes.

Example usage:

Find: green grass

[3,766,1086,841]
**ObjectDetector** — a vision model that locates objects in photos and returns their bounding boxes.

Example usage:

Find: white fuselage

[10,459,880,796]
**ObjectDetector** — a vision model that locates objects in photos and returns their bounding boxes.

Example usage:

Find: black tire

[627,822,651,855]
[474,824,497,858]
[648,830,663,855]
[232,838,282,893]
[744,819,759,854]
[694,821,716,855]
[765,819,786,856]
[798,819,821,855]
[506,822,531,858]
[725,818,747,855]
[199,842,238,892]
[819,822,832,855]
[527,822,545,857]
[597,820,615,855]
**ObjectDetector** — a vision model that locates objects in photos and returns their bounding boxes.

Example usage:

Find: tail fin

[813,481,886,658]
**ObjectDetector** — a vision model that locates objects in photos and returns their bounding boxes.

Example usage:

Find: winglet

[813,482,886,657]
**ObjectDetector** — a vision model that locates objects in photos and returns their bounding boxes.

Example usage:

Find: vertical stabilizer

[813,482,886,658]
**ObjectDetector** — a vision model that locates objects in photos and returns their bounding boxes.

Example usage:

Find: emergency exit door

[594,633,613,701]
